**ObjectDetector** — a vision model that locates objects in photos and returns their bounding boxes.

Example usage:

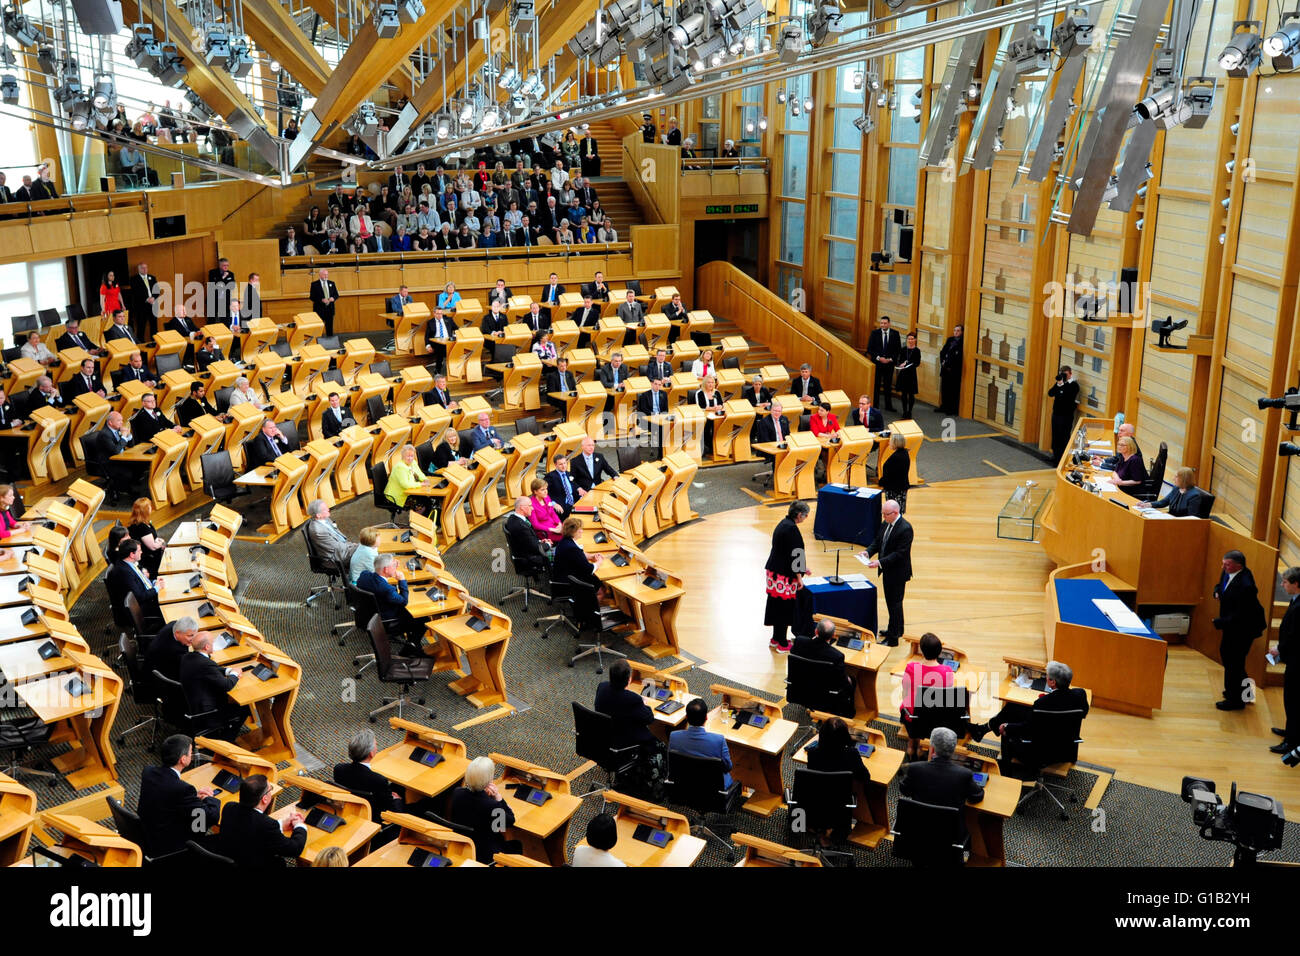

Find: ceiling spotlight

[1221,197,1231,209]
[1230,121,1240,135]
[867,71,880,91]
[54,64,82,105]
[498,63,519,90]
[156,42,187,86]
[91,73,115,111]
[0,73,16,104]
[802,95,813,111]
[2,5,39,47]
[1225,158,1235,174]
[760,35,771,52]
[204,23,231,67]
[352,101,380,137]
[853,113,874,134]
[510,0,535,25]
[126,23,161,70]
[185,88,215,122]
[809,1,844,46]
[399,0,425,24]
[776,87,786,104]
[36,44,56,75]
[757,116,768,130]
[992,134,1004,152]
[1219,21,1263,76]
[434,112,452,139]
[743,36,755,52]
[1218,233,1227,244]
[228,38,254,77]
[1052,8,1093,57]
[269,59,281,73]
[790,101,801,117]
[1264,11,1300,68]
[374,3,401,38]
[875,91,888,108]
[1135,217,1144,230]
[965,81,981,102]
[777,21,803,62]
[850,70,864,91]
[710,51,723,66]
[65,93,92,130]
[480,107,499,130]
[519,70,545,99]
[728,39,743,55]
[458,101,475,124]
[726,0,765,31]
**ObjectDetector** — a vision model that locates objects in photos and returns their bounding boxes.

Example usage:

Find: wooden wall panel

[1150,196,1211,299]
[1213,367,1267,528]
[1224,276,1280,369]
[1249,88,1300,173]
[219,239,282,296]
[1237,181,1292,276]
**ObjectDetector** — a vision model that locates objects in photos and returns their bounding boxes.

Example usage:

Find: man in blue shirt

[668,698,732,787]
[356,552,420,641]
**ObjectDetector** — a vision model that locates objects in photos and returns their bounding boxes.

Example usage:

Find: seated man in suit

[113,350,156,388]
[333,729,406,823]
[971,658,1089,747]
[545,356,578,410]
[55,317,105,357]
[93,410,144,491]
[177,381,226,425]
[569,294,601,347]
[898,726,984,841]
[486,278,512,309]
[537,273,565,321]
[63,357,106,401]
[505,496,549,574]
[571,436,618,493]
[668,698,733,786]
[423,372,459,413]
[387,284,414,316]
[546,454,582,518]
[646,348,673,387]
[423,307,455,373]
[179,631,248,740]
[791,618,855,714]
[597,352,629,390]
[356,552,421,641]
[165,304,203,341]
[137,734,221,858]
[793,363,823,405]
[847,393,885,431]
[102,309,140,344]
[195,336,225,373]
[616,289,644,327]
[1091,422,1142,470]
[466,410,503,453]
[129,391,182,444]
[144,615,198,689]
[216,774,307,867]
[662,291,688,329]
[107,538,162,625]
[248,418,292,468]
[480,301,508,362]
[22,376,63,416]
[588,271,611,302]
[753,399,791,445]
[595,659,661,755]
[320,391,356,438]
[305,499,357,569]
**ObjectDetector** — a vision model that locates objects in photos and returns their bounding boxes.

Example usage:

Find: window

[782,134,808,195]
[829,197,857,239]
[887,149,919,207]
[0,259,70,346]
[827,240,856,282]
[780,203,806,264]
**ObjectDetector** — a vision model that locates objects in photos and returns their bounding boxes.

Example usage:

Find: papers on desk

[802,576,828,586]
[1093,479,1117,493]
[1086,440,1113,451]
[1135,508,1172,519]
[846,580,872,591]
[1093,598,1150,635]
[1014,673,1035,690]
[825,484,881,499]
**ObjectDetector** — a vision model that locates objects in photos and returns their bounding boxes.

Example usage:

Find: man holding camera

[1047,365,1080,464]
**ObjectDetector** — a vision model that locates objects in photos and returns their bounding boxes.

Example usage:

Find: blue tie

[561,473,572,506]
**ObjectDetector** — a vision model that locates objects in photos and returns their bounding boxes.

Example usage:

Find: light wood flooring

[645,471,1300,818]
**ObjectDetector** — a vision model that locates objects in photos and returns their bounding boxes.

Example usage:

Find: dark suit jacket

[546,370,577,396]
[637,389,669,416]
[899,755,984,836]
[879,449,911,493]
[646,360,674,383]
[538,283,565,306]
[1215,568,1266,640]
[23,386,62,416]
[594,681,657,749]
[792,375,823,402]
[695,389,723,411]
[423,386,456,409]
[356,569,409,625]
[1048,378,1080,419]
[571,451,616,491]
[178,652,238,716]
[321,405,355,438]
[1279,595,1300,665]
[138,765,220,857]
[546,468,580,512]
[0,402,13,428]
[424,315,455,347]
[64,372,105,401]
[848,406,886,430]
[166,315,201,338]
[480,311,508,336]
[448,786,516,864]
[130,409,174,445]
[57,330,98,353]
[753,414,789,445]
[216,802,307,867]
[108,560,160,620]
[1152,486,1207,517]
[504,512,547,576]
[103,323,140,344]
[113,363,154,386]
[129,273,158,317]
[1004,686,1091,741]
[597,364,628,389]
[333,760,400,822]
[144,625,188,685]
[868,517,913,583]
[248,431,289,467]
[432,440,464,470]
[867,328,901,367]
[742,385,772,408]
[570,305,601,328]
[387,294,414,315]
[552,536,598,589]
[195,348,224,372]
[807,739,870,785]
[309,278,339,318]
[791,636,848,681]
[178,397,219,425]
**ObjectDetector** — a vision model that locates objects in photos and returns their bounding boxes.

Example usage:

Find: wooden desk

[391,303,429,355]
[627,660,699,741]
[713,398,756,464]
[792,714,903,848]
[0,772,37,868]
[16,649,121,788]
[68,392,111,465]
[657,451,699,527]
[568,380,608,438]
[964,773,1021,866]
[826,425,875,487]
[429,607,511,711]
[503,432,545,500]
[335,424,374,499]
[607,570,684,659]
[490,752,582,866]
[546,421,588,471]
[447,327,484,383]
[227,639,301,764]
[0,604,51,644]
[890,635,985,695]
[753,430,821,500]
[291,343,331,397]
[370,718,469,803]
[717,334,749,371]
[182,736,280,818]
[733,831,823,867]
[812,613,892,721]
[705,684,798,816]
[25,405,72,485]
[339,338,375,384]
[625,462,666,539]
[39,812,140,867]
[578,790,705,866]
[353,812,479,866]
[272,775,380,865]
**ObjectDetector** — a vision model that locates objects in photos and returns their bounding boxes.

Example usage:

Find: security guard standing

[640,112,657,144]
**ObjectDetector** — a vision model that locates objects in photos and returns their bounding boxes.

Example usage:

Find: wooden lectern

[241,317,279,358]
[592,318,625,362]
[657,451,699,528]
[394,365,432,417]
[287,311,325,352]
[290,343,330,396]
[569,380,608,438]
[503,432,545,500]
[713,399,756,463]
[69,393,111,465]
[224,402,265,472]
[447,327,484,383]
[826,424,874,487]
[503,352,543,410]
[27,405,71,484]
[339,338,374,384]
[467,447,507,524]
[547,422,587,471]
[392,302,429,355]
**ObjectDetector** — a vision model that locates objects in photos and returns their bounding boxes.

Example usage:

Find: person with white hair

[969,660,1090,744]
[305,499,356,568]
[227,375,266,410]
[898,726,984,844]
[720,138,740,158]
[448,756,522,864]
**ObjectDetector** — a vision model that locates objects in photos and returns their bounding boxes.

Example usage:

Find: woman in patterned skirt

[764,500,810,653]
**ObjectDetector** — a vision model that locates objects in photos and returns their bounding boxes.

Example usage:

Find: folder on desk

[1093,598,1151,635]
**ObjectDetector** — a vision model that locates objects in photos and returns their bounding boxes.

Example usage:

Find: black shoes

[1269,743,1292,754]
[1215,699,1245,711]
[1273,727,1288,737]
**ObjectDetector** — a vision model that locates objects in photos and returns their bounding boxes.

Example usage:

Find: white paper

[1014,673,1035,689]
[840,573,867,582]
[846,580,872,590]
[856,488,880,498]
[1093,598,1149,634]
[802,576,828,586]
[854,553,872,567]
[1139,509,1172,519]
[1087,440,1113,450]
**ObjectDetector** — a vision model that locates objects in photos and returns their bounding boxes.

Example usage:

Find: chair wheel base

[368,716,377,723]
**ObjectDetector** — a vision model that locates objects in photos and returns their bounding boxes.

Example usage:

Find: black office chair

[184,838,237,867]
[571,701,640,798]
[116,632,163,750]
[664,750,742,859]
[483,344,517,403]
[320,367,345,387]
[370,359,393,379]
[201,450,248,505]
[0,345,21,365]
[900,684,971,750]
[1135,441,1169,502]
[721,356,740,370]
[107,796,188,865]
[1191,487,1216,518]
[371,462,403,522]
[365,394,388,425]
[271,341,292,359]
[65,302,87,325]
[366,613,434,722]
[625,280,643,295]
[277,420,301,452]
[317,334,342,352]
[340,584,379,676]
[784,767,857,866]
[457,428,476,453]
[11,313,36,344]
[125,590,163,642]
[891,795,966,866]
[1008,707,1087,820]
[0,714,57,785]
[503,534,551,611]
[213,386,234,413]
[415,439,437,474]
[37,308,61,328]
[785,654,855,718]
[301,526,344,609]
[155,352,183,376]
[615,444,641,472]
[514,415,539,436]
[565,573,629,672]
[150,670,230,740]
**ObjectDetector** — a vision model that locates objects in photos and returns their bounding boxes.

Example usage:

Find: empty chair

[271,341,292,359]
[201,450,248,504]
[615,444,641,472]
[317,335,342,352]
[321,368,345,387]
[37,308,61,328]
[155,352,183,376]
[365,395,388,425]
[785,653,854,718]
[116,633,163,750]
[625,280,643,295]
[369,359,393,379]
[514,415,539,436]
[65,302,87,325]
[721,356,740,370]
[0,715,56,784]
[565,573,629,672]
[414,440,436,475]
[213,387,234,413]
[10,314,36,344]
[1136,441,1169,502]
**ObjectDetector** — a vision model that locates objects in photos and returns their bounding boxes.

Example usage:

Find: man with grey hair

[791,618,855,714]
[970,659,1090,744]
[144,615,198,686]
[305,498,356,569]
[1213,548,1266,711]
[356,551,419,641]
[333,729,405,822]
[899,725,984,840]
[863,497,913,645]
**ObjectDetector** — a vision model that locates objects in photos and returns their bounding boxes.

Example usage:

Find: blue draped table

[813,483,882,548]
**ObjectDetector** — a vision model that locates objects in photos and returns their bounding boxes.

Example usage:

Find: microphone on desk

[825,546,856,586]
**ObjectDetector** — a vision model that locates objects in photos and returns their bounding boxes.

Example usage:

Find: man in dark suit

[522,302,549,334]
[178,382,223,425]
[320,392,356,438]
[107,538,162,624]
[56,318,104,356]
[466,411,503,453]
[646,348,673,387]
[248,419,292,468]
[867,316,900,411]
[143,615,198,688]
[864,498,912,645]
[216,774,307,866]
[793,363,823,406]
[387,284,414,315]
[972,659,1090,744]
[636,376,669,419]
[595,659,659,752]
[103,310,140,345]
[1213,549,1267,711]
[309,268,339,336]
[753,400,790,445]
[993,663,1090,777]
[112,350,156,388]
[0,171,12,204]
[538,273,565,322]
[898,726,984,841]
[95,411,140,491]
[570,294,601,347]
[137,734,221,858]
[281,226,302,256]
[486,278,512,309]
[0,388,16,429]
[848,394,885,431]
[1047,366,1080,464]
[179,632,247,739]
[424,307,455,373]
[597,352,628,390]
[166,304,202,340]
[1274,567,1300,755]
[207,258,236,322]
[791,618,854,713]
[546,455,581,517]
[129,262,159,340]
[423,373,459,413]
[130,392,180,444]
[63,358,106,401]
[480,302,508,362]
[334,729,408,822]
[22,376,63,417]
[571,436,617,492]
[504,497,548,577]
[356,552,420,640]
[588,271,611,302]
[244,274,262,319]
[545,357,577,411]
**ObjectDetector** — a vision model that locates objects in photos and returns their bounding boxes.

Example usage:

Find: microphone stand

[827,546,854,586]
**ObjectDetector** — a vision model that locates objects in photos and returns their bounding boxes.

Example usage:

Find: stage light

[802,95,813,111]
[185,88,215,121]
[1264,12,1300,68]
[156,42,187,86]
[0,73,17,105]
[127,23,161,70]
[743,36,755,52]
[1225,159,1235,174]
[809,2,844,46]
[511,0,535,25]
[777,21,803,62]
[850,70,864,91]
[399,0,425,24]
[36,44,56,74]
[775,87,786,104]
[757,116,767,130]
[66,93,92,130]
[875,91,888,108]
[458,101,475,124]
[498,64,519,91]
[2,5,39,46]
[204,23,231,67]
[269,59,281,73]
[853,113,874,134]
[480,107,499,130]
[790,100,800,116]
[1052,8,1093,57]
[374,3,401,38]
[1219,21,1262,77]
[433,112,452,139]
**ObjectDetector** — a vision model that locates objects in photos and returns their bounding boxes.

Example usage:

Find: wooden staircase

[584,119,626,180]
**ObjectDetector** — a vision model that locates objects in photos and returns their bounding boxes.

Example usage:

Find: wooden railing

[621,132,680,226]
[695,260,877,403]
[0,192,151,264]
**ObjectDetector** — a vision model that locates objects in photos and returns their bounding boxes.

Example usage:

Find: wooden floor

[646,471,1300,818]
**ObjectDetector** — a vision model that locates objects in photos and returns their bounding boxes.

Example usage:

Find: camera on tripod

[1181,776,1285,865]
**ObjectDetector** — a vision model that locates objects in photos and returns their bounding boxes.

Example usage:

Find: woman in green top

[385,444,433,515]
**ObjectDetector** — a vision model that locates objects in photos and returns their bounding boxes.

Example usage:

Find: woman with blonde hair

[313,846,348,867]
[879,431,912,513]
[385,443,432,516]
[1150,465,1207,517]
[1112,435,1148,491]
